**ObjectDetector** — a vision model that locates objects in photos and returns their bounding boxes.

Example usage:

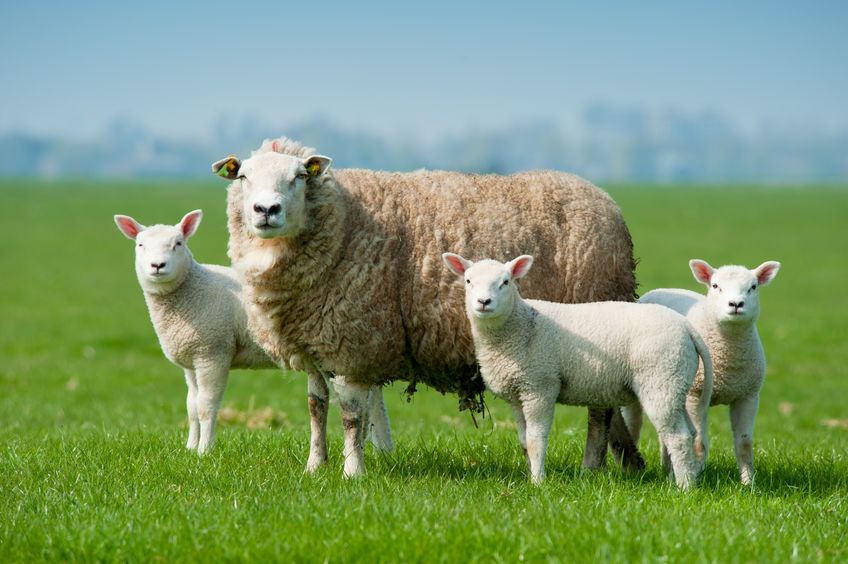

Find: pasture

[1,179,846,561]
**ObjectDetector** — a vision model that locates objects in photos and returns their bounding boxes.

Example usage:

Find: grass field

[1,179,846,562]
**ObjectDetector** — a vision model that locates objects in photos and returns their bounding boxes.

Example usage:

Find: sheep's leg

[730,394,759,486]
[609,407,646,472]
[582,408,611,470]
[195,360,230,455]
[522,395,557,485]
[183,368,200,451]
[620,402,644,444]
[685,392,710,477]
[510,403,530,469]
[305,371,329,472]
[643,399,695,490]
[368,385,394,453]
[335,377,370,478]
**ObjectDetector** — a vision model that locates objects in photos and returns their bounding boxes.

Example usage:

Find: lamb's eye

[137,243,143,248]
[502,279,509,287]
[465,279,470,285]
[237,175,247,181]
[750,284,757,291]
[176,241,182,247]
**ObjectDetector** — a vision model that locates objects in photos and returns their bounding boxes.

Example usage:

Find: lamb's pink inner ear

[443,254,468,276]
[115,216,141,240]
[180,211,202,238]
[755,262,781,285]
[271,140,280,152]
[690,260,713,285]
[510,256,533,279]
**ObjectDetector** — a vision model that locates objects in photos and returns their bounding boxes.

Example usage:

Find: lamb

[113,209,395,456]
[625,259,781,485]
[442,253,714,489]
[212,136,643,477]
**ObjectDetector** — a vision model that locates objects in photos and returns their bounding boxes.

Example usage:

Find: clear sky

[2,1,846,141]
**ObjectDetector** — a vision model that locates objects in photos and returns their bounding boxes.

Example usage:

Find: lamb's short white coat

[114,210,394,456]
[444,253,714,489]
[626,259,780,485]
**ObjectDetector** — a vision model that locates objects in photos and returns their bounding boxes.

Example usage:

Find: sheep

[113,209,395,457]
[212,136,643,477]
[442,252,714,489]
[625,259,781,485]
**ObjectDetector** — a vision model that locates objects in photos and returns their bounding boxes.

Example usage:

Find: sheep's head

[690,259,781,325]
[114,210,202,294]
[212,151,331,240]
[443,253,534,326]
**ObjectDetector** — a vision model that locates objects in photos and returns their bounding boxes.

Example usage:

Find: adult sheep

[213,137,641,476]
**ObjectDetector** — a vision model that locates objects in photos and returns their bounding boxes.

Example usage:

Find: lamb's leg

[334,377,370,478]
[305,371,329,472]
[643,400,695,490]
[522,395,557,485]
[368,385,395,453]
[609,407,646,472]
[510,403,530,469]
[195,360,230,455]
[620,402,644,443]
[582,408,611,470]
[685,392,710,477]
[183,368,200,451]
[730,394,759,486]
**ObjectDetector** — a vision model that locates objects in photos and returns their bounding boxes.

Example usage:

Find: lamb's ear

[753,261,781,286]
[303,155,332,177]
[508,255,534,279]
[689,259,714,285]
[442,253,472,276]
[212,155,241,180]
[114,215,145,240]
[179,209,203,239]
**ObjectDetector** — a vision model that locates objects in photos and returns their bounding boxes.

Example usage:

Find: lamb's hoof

[304,458,328,474]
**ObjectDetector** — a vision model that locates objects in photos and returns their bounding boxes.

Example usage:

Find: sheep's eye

[750,284,757,291]
[465,279,470,285]
[502,279,509,287]
[137,243,143,248]
[711,283,718,289]
[237,174,246,181]
[176,241,182,247]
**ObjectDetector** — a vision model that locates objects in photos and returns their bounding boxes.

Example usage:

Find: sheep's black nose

[253,203,267,214]
[151,262,166,271]
[729,300,744,309]
[267,203,282,215]
[478,298,492,306]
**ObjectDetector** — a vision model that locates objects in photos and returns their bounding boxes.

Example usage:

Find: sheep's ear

[753,261,781,286]
[212,155,241,179]
[114,215,145,240]
[179,209,203,239]
[508,255,534,279]
[442,253,472,276]
[689,259,714,285]
[303,155,332,177]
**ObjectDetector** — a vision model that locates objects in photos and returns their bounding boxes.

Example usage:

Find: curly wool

[226,143,637,400]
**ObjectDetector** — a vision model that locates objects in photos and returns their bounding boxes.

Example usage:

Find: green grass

[1,179,846,562]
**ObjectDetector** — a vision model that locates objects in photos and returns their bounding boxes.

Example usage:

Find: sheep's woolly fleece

[225,138,637,408]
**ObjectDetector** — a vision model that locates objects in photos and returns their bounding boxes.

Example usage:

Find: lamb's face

[442,253,534,325]
[231,152,332,240]
[114,210,202,294]
[691,260,781,326]
[463,260,517,321]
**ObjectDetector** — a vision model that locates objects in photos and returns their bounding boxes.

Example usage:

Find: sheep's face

[690,259,781,325]
[223,152,332,240]
[443,253,534,325]
[114,210,202,294]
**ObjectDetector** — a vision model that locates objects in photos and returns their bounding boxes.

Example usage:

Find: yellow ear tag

[306,162,321,176]
[217,157,237,177]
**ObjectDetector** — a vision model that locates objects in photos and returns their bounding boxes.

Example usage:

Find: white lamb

[443,253,713,489]
[114,209,395,456]
[626,259,781,485]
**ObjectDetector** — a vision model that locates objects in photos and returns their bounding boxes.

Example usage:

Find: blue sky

[2,1,846,141]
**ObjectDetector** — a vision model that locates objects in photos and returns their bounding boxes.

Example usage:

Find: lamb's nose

[253,203,267,214]
[478,297,492,306]
[151,262,166,271]
[729,300,744,309]
[267,203,281,216]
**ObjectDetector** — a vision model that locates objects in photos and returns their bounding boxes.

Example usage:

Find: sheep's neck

[473,296,535,348]
[142,260,200,312]
[139,257,195,297]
